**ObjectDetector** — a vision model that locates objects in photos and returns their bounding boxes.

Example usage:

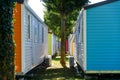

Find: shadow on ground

[16,56,120,80]
[21,56,83,80]
[29,67,82,80]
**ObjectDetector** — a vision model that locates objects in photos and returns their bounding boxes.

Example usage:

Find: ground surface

[23,56,84,80]
[19,56,120,80]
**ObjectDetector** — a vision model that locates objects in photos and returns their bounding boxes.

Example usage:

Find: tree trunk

[60,12,67,67]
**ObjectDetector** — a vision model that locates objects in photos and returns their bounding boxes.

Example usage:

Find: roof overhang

[84,0,118,9]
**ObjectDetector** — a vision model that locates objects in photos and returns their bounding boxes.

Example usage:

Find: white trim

[21,4,25,74]
[84,9,87,71]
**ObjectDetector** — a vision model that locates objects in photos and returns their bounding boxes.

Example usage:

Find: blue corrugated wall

[86,1,120,70]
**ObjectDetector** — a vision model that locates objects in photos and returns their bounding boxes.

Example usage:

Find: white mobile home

[14,1,48,75]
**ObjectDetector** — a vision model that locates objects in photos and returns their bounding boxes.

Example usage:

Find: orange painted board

[13,3,22,73]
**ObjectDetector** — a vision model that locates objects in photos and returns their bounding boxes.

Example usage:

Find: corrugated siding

[74,27,80,65]
[74,10,85,70]
[86,1,120,70]
[68,34,73,55]
[24,9,33,73]
[23,6,48,73]
[52,34,57,55]
[44,25,48,57]
[34,22,48,66]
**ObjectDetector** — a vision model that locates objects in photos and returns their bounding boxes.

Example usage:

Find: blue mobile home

[75,0,120,74]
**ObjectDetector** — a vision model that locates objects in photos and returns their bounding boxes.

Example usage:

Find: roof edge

[24,2,44,24]
[84,0,119,9]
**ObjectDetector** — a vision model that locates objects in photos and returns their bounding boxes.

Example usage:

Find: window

[34,24,39,43]
[81,14,84,43]
[42,27,44,43]
[79,12,84,43]
[27,15,31,39]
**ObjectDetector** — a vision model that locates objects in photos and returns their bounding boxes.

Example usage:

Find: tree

[44,11,61,37]
[44,10,77,38]
[43,0,88,67]
[0,0,23,80]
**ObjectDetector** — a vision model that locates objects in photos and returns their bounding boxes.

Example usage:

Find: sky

[28,0,45,21]
[28,0,105,21]
[90,0,105,3]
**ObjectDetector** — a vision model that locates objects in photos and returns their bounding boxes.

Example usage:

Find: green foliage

[43,0,88,15]
[43,0,88,39]
[44,11,61,37]
[43,0,88,67]
[44,10,78,39]
[0,0,16,79]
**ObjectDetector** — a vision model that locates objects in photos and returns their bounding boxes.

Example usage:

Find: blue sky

[28,0,105,21]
